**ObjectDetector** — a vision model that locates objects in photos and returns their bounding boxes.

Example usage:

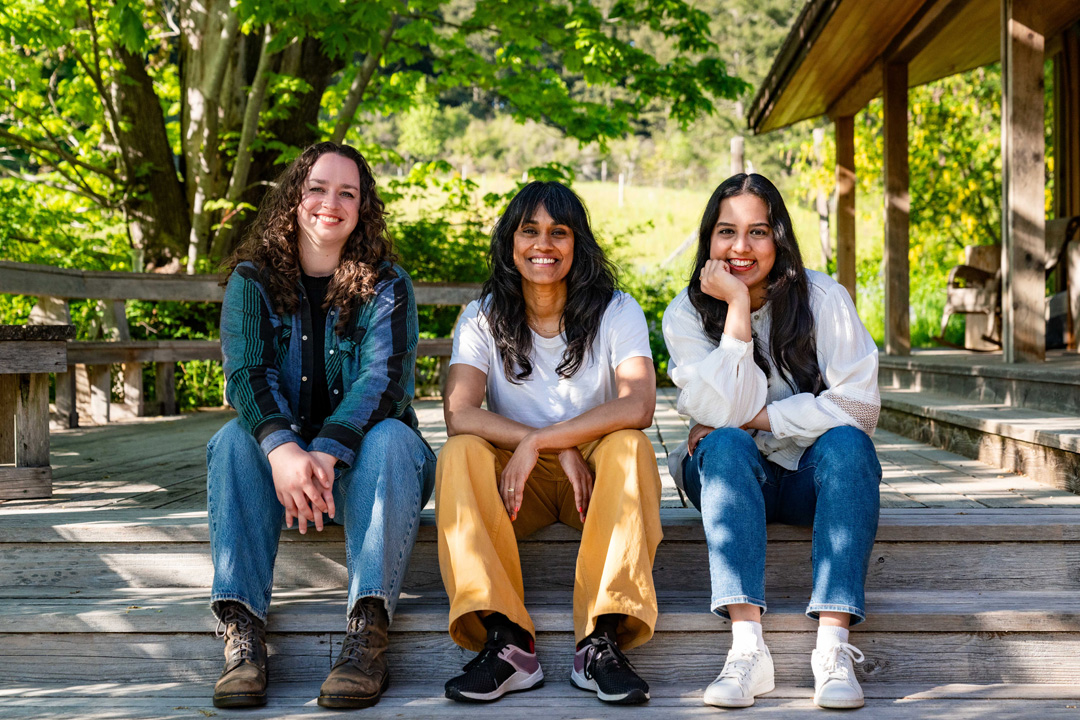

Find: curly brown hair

[226,141,396,334]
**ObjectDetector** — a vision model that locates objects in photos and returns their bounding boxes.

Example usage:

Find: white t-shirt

[450,291,653,428]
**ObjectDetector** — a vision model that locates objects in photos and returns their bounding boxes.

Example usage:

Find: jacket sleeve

[221,267,303,456]
[662,291,767,428]
[766,283,880,446]
[309,271,418,467]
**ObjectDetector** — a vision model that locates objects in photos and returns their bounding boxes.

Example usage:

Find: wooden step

[2,508,1079,595]
[1,589,1079,686]
[880,389,1080,494]
[879,352,1080,416]
[2,681,1080,719]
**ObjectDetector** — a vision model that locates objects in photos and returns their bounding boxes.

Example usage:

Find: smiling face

[296,152,362,257]
[512,203,574,290]
[710,192,776,304]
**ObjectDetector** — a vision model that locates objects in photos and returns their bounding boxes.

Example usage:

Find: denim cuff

[210,593,268,623]
[806,603,866,626]
[711,595,768,621]
[309,436,356,468]
[259,428,305,457]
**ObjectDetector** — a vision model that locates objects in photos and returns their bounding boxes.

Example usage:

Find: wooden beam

[747,0,843,134]
[1001,0,1047,363]
[835,115,857,305]
[883,61,911,356]
[828,58,882,120]
[14,373,50,468]
[0,261,224,303]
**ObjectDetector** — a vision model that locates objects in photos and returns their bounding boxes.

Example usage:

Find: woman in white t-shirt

[436,181,662,706]
[661,174,881,710]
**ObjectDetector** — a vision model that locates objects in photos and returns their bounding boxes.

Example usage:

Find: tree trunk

[112,48,191,267]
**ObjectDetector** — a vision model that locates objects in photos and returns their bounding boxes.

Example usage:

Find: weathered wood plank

[835,113,857,304]
[0,467,51,500]
[14,373,50,468]
[67,341,221,365]
[0,342,68,374]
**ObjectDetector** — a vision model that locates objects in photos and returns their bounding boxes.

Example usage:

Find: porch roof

[748,0,1080,133]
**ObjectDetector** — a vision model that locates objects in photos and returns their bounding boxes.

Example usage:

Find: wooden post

[835,115,857,304]
[883,61,910,356]
[156,361,177,416]
[813,127,832,267]
[1001,0,1046,363]
[15,374,50,467]
[0,375,15,464]
[731,136,745,176]
[28,296,76,428]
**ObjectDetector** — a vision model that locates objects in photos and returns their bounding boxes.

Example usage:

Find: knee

[207,419,261,467]
[595,428,651,457]
[814,427,880,477]
[436,435,495,492]
[359,419,414,456]
[697,427,757,461]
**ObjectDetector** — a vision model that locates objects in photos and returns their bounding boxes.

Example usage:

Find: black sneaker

[444,630,545,702]
[570,635,650,704]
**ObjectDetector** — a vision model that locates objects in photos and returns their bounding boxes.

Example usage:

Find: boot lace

[216,605,259,664]
[818,642,865,681]
[339,602,374,664]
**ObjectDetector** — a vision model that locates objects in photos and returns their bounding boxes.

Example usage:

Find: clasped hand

[499,434,593,524]
[267,442,338,534]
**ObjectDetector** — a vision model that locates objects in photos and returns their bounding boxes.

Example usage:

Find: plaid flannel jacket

[220,260,421,467]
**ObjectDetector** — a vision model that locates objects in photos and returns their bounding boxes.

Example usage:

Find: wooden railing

[0,261,479,428]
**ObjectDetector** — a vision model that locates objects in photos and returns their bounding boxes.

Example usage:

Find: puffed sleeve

[662,290,767,428]
[766,282,880,445]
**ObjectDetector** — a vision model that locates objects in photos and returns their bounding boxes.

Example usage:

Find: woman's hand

[308,450,338,523]
[267,442,333,533]
[500,435,540,521]
[687,423,715,456]
[700,259,750,304]
[558,447,593,523]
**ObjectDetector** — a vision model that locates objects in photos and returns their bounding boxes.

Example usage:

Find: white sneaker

[703,646,775,708]
[811,642,866,709]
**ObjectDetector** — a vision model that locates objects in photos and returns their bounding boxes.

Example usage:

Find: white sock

[817,625,849,650]
[731,620,765,652]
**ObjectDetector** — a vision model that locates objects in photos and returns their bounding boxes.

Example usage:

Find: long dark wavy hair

[482,181,618,383]
[688,173,824,394]
[226,141,396,334]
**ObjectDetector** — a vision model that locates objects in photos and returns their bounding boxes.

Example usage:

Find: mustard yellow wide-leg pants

[436,429,663,653]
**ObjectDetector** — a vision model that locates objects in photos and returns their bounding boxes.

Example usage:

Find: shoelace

[582,635,637,681]
[461,633,513,674]
[718,648,760,685]
[338,604,375,664]
[818,642,865,680]
[215,607,258,663]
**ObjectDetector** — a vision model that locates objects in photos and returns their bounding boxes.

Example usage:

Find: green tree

[0,0,749,271]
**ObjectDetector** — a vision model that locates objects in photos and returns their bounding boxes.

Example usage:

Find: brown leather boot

[212,603,268,708]
[318,597,390,708]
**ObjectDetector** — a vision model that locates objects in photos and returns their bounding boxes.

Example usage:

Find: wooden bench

[0,324,74,500]
[0,261,478,428]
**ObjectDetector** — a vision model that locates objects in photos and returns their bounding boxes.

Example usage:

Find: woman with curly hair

[207,141,434,710]
[662,173,881,709]
[436,181,662,705]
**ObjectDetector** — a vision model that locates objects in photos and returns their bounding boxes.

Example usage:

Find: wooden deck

[2,388,1080,718]
[5,388,1078,513]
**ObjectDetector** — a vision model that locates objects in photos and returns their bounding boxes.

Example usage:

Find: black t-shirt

[301,272,333,431]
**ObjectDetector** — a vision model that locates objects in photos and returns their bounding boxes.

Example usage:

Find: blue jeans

[682,425,881,625]
[207,418,435,622]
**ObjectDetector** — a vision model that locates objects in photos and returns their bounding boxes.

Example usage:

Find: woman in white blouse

[662,173,881,710]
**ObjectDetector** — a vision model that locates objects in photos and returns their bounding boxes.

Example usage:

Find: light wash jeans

[682,425,881,625]
[207,418,435,623]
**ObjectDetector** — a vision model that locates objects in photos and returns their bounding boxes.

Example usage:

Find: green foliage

[620,266,683,380]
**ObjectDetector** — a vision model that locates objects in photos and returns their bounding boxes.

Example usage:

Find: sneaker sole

[570,668,650,704]
[813,691,865,710]
[317,673,390,709]
[445,667,545,703]
[702,677,775,708]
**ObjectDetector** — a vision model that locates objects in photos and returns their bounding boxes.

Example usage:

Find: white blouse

[662,269,880,477]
